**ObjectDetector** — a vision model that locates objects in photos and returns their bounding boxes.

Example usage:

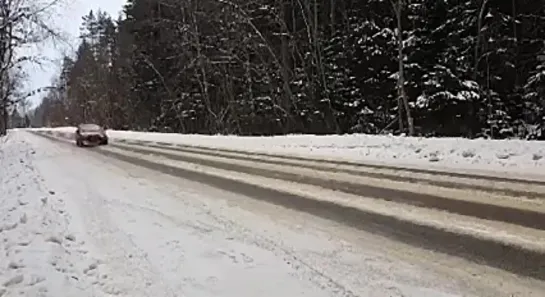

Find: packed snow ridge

[0,134,102,296]
[31,127,545,177]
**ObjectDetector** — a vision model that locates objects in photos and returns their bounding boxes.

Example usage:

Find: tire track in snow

[127,140,545,195]
[107,142,545,231]
[86,184,358,297]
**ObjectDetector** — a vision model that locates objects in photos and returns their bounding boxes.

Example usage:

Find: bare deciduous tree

[0,0,63,135]
[390,0,414,136]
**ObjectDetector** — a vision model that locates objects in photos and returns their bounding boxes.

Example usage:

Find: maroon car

[75,123,108,147]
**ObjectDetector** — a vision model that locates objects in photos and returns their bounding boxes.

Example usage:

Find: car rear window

[80,124,102,132]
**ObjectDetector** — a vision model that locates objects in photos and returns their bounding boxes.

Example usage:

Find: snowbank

[29,127,545,177]
[0,131,103,296]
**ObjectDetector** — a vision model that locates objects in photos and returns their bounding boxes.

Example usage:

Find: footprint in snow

[206,276,219,285]
[1,222,18,232]
[3,275,23,287]
[27,275,45,286]
[83,262,98,275]
[8,262,24,269]
[46,236,62,245]
[17,241,30,247]
[240,252,254,264]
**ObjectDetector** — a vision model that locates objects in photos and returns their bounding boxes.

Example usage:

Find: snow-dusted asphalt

[1,131,544,297]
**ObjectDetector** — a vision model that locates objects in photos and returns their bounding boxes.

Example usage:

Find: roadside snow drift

[0,132,100,296]
[30,127,545,177]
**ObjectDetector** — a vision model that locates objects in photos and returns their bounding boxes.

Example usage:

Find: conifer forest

[32,0,545,139]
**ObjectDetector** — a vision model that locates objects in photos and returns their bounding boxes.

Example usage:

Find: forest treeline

[31,0,545,138]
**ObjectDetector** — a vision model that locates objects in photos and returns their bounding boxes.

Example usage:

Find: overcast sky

[25,0,126,107]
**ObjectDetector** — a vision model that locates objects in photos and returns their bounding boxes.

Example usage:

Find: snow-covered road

[1,131,544,297]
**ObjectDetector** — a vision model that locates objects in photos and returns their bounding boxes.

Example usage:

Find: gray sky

[25,0,126,107]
